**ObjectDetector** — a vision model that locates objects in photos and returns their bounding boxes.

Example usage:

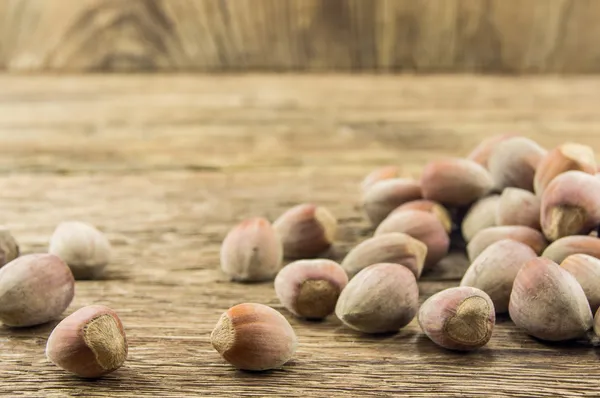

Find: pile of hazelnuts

[215,135,600,371]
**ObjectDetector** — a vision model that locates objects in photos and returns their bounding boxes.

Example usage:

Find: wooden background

[1,0,600,73]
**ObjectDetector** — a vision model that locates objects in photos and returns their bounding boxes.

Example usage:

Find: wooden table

[1,75,599,397]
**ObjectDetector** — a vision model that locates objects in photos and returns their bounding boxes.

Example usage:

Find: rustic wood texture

[2,0,600,73]
[1,74,600,397]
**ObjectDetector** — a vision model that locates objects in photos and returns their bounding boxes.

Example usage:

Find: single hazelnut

[0,227,19,268]
[46,305,127,378]
[274,259,348,319]
[560,254,600,314]
[487,136,547,191]
[542,235,600,264]
[460,239,537,313]
[418,286,495,351]
[540,171,600,241]
[466,226,547,262]
[509,257,593,341]
[392,199,452,234]
[495,188,541,230]
[49,221,112,280]
[220,217,283,282]
[361,178,422,225]
[335,263,419,334]
[211,303,297,371]
[534,142,597,196]
[0,254,74,327]
[420,158,494,206]
[467,134,515,167]
[274,204,337,259]
[461,195,500,242]
[341,232,427,278]
[360,166,400,193]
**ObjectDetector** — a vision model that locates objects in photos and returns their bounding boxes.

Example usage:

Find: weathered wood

[1,75,600,397]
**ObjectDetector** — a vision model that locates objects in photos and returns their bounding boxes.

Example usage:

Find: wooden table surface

[1,74,600,397]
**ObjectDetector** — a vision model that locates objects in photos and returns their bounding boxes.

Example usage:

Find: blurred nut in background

[360,166,401,193]
[495,188,541,230]
[362,178,422,225]
[0,227,19,268]
[391,199,452,234]
[461,195,500,242]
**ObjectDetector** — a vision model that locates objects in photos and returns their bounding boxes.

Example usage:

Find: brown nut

[0,254,74,327]
[274,259,348,319]
[542,236,600,264]
[360,166,400,193]
[534,143,597,196]
[467,226,547,262]
[220,217,283,282]
[362,178,422,225]
[418,286,495,351]
[460,239,537,313]
[0,227,19,268]
[375,210,450,268]
[461,195,500,242]
[495,188,541,230]
[335,263,419,334]
[540,171,600,241]
[274,204,337,259]
[509,257,593,341]
[420,158,493,206]
[488,137,547,191]
[560,254,600,314]
[46,305,127,378]
[211,303,297,371]
[467,134,516,167]
[392,199,452,234]
[341,233,427,278]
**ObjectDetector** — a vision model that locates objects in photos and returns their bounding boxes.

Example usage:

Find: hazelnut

[220,217,283,282]
[467,226,547,262]
[420,158,494,206]
[540,171,600,241]
[461,195,500,242]
[46,305,127,378]
[509,257,593,341]
[488,137,547,191]
[0,254,74,327]
[274,259,348,320]
[560,254,600,314]
[361,178,422,225]
[542,236,600,264]
[0,227,19,268]
[534,142,596,196]
[360,166,400,193]
[467,134,515,167]
[392,199,452,234]
[495,188,541,230]
[341,232,427,278]
[211,303,297,371]
[335,263,419,334]
[460,239,537,313]
[418,286,495,351]
[49,221,111,280]
[274,204,337,259]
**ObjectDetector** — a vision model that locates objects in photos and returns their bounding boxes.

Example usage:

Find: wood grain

[1,74,600,397]
[1,0,600,73]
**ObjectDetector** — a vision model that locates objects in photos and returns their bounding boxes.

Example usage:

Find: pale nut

[335,263,419,334]
[211,303,297,371]
[488,137,547,191]
[391,199,452,234]
[375,210,450,268]
[461,195,500,242]
[361,178,422,225]
[495,188,541,230]
[0,227,19,268]
[418,286,495,351]
[542,236,600,264]
[341,232,427,278]
[509,257,593,341]
[220,217,283,282]
[273,204,337,259]
[274,259,348,320]
[0,254,74,327]
[560,254,600,314]
[46,305,127,378]
[466,226,547,262]
[467,134,515,167]
[534,142,597,196]
[360,166,401,193]
[540,171,600,241]
[49,221,111,280]
[420,158,494,206]
[460,239,537,313]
